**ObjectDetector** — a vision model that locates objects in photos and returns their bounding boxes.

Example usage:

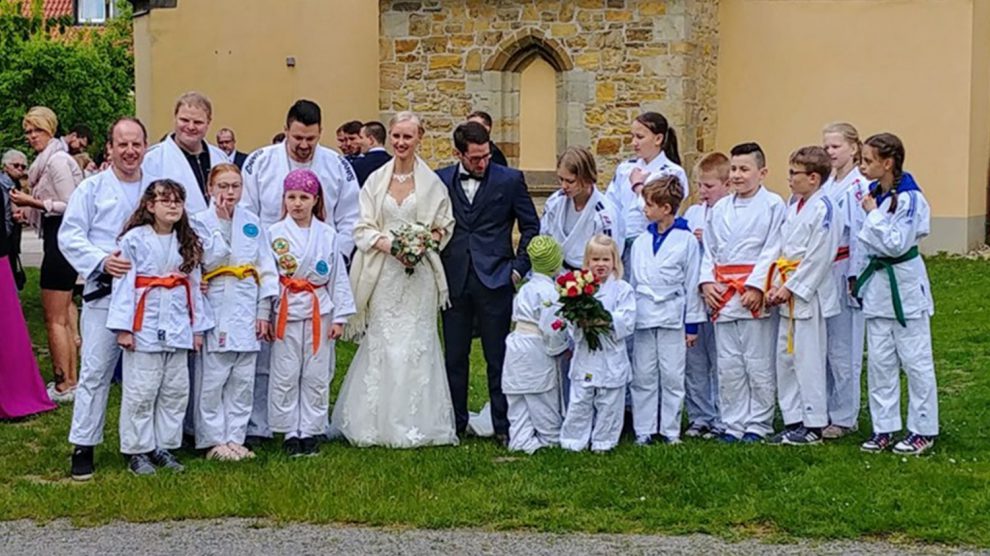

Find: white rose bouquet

[390,222,439,276]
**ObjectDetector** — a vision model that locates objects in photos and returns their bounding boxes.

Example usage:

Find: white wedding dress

[332,192,458,448]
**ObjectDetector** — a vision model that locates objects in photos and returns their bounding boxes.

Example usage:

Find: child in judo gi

[681,152,730,439]
[629,175,705,445]
[559,235,636,452]
[854,133,938,456]
[699,142,786,443]
[820,122,871,439]
[501,235,570,454]
[107,178,213,475]
[191,164,278,461]
[267,168,355,457]
[765,146,841,446]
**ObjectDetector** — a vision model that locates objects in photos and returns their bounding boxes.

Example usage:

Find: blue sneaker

[719,433,740,444]
[860,432,893,453]
[741,432,764,443]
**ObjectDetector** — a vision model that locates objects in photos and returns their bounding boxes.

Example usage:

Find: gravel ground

[0,519,984,555]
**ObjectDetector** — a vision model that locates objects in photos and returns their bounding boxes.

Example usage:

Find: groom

[437,121,540,444]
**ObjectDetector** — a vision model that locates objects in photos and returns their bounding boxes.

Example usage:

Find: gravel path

[0,519,983,555]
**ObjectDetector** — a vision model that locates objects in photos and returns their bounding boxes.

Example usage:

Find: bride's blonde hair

[388,111,424,137]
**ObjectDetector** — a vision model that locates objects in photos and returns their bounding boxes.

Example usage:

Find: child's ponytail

[635,112,681,166]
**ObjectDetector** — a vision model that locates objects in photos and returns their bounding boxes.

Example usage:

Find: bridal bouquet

[390,222,439,276]
[555,269,613,351]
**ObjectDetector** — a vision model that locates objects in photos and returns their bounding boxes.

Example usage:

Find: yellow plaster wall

[133,0,379,153]
[716,0,986,234]
[518,57,558,171]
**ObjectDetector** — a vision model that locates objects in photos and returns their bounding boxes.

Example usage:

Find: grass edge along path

[1,257,988,547]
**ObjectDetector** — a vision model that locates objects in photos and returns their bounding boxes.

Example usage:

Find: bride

[332,111,458,447]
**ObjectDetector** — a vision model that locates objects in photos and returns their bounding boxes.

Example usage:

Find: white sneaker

[46,382,75,403]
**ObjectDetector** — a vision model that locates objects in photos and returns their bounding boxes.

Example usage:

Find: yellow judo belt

[765,257,801,354]
[203,264,259,284]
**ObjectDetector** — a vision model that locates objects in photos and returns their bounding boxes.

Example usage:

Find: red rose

[567,286,579,297]
[551,319,564,331]
[583,284,595,295]
[556,275,567,286]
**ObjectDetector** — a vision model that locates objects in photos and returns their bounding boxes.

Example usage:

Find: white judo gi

[142,135,228,214]
[559,277,636,452]
[605,153,689,258]
[105,225,213,455]
[266,217,355,440]
[700,186,786,438]
[854,176,937,437]
[502,274,570,454]
[190,207,279,449]
[540,188,622,270]
[629,218,705,440]
[681,203,720,430]
[821,169,871,428]
[241,143,360,438]
[767,191,841,429]
[58,169,149,447]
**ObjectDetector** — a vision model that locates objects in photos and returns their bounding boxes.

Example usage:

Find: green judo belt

[852,246,920,327]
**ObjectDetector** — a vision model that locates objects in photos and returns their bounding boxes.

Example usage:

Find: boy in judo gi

[765,146,841,446]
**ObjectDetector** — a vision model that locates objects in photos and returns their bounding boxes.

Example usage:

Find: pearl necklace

[393,162,415,183]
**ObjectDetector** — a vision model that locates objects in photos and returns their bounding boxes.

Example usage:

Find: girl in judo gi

[502,235,570,454]
[192,164,278,461]
[267,168,355,457]
[628,176,705,446]
[107,178,213,476]
[559,235,636,453]
[820,122,871,439]
[854,133,938,456]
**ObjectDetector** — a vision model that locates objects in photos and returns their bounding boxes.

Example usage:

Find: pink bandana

[283,168,321,196]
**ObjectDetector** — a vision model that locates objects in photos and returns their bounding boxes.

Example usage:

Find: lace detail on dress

[331,194,458,448]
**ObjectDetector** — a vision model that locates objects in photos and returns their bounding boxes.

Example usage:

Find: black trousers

[442,268,513,436]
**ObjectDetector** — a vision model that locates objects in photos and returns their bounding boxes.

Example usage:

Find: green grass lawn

[2,258,989,546]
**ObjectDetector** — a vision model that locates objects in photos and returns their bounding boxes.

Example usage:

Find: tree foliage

[0,0,134,157]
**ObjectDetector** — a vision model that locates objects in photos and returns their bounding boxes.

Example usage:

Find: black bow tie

[460,172,482,182]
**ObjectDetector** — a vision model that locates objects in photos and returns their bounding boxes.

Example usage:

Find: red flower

[583,284,595,295]
[567,286,579,297]
[556,275,567,286]
[551,319,564,331]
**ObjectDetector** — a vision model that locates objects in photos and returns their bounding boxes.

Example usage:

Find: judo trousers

[776,303,828,429]
[269,316,333,439]
[560,384,624,452]
[866,317,939,436]
[631,327,686,439]
[684,321,720,428]
[825,302,865,428]
[715,318,776,438]
[69,304,122,447]
[119,350,189,455]
[506,390,562,454]
[194,350,257,448]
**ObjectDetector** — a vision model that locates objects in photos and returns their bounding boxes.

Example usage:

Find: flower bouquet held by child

[555,269,612,351]
[390,222,439,275]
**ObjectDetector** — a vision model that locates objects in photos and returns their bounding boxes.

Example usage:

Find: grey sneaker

[822,423,858,439]
[128,454,156,476]
[149,449,185,472]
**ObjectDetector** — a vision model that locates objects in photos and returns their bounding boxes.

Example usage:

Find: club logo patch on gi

[278,254,298,275]
[243,223,259,238]
[272,237,290,255]
[584,373,594,383]
[315,260,329,275]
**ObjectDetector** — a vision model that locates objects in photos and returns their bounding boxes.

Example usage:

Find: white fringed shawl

[345,156,454,341]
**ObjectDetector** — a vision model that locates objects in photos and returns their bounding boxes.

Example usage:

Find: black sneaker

[128,453,156,476]
[244,435,267,449]
[768,424,801,445]
[781,426,823,446]
[149,449,185,472]
[71,445,94,481]
[300,437,320,457]
[283,437,303,457]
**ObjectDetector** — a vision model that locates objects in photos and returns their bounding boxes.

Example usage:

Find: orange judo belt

[133,274,194,332]
[711,264,759,321]
[765,257,801,354]
[834,246,850,262]
[276,275,322,355]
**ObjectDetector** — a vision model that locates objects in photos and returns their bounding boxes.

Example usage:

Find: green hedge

[0,0,134,158]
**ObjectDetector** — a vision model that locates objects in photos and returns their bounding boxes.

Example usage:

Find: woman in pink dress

[0,178,55,419]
